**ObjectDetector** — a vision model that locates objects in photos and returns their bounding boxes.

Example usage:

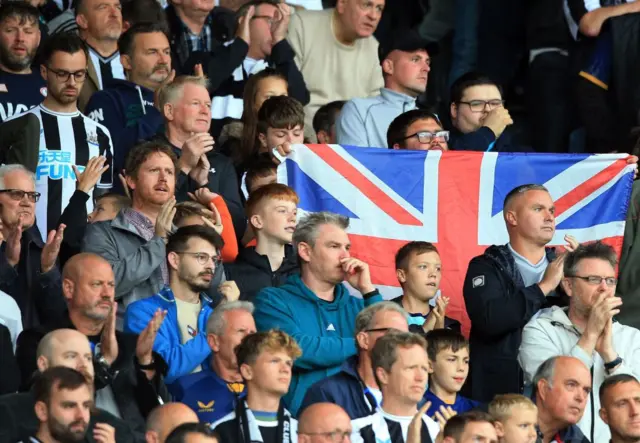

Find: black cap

[378,30,438,65]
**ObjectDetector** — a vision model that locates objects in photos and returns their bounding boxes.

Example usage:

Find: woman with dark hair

[218,68,288,177]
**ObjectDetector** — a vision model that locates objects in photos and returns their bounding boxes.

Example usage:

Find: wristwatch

[604,355,623,372]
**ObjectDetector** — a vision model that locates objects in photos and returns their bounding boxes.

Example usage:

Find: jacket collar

[339,355,361,379]
[380,88,417,106]
[483,244,556,287]
[156,285,214,306]
[236,244,298,272]
[109,209,151,239]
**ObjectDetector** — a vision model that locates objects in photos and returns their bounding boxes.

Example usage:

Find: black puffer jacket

[224,244,299,302]
[462,244,560,402]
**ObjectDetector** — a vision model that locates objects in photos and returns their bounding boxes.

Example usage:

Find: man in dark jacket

[165,0,235,74]
[154,75,244,237]
[463,183,577,402]
[15,253,171,437]
[225,183,299,301]
[448,72,516,152]
[0,164,66,329]
[85,22,173,178]
[0,330,137,442]
[299,302,409,419]
[188,0,310,138]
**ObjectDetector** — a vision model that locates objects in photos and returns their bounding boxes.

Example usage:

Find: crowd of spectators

[0,1,640,443]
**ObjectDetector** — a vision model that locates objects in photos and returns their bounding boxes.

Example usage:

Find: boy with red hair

[225,183,300,301]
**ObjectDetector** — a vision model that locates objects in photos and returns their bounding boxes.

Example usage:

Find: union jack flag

[276,145,635,334]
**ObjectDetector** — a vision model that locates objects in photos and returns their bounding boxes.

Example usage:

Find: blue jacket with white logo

[169,365,246,426]
[299,355,377,419]
[254,275,382,416]
[85,79,164,175]
[124,286,214,384]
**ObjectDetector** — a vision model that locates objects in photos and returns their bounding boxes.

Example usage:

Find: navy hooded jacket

[85,79,164,175]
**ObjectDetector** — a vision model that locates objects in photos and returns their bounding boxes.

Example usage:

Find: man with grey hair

[254,211,383,416]
[300,301,409,419]
[533,356,591,443]
[520,241,640,442]
[151,75,244,237]
[463,183,579,402]
[169,300,256,425]
[0,163,66,329]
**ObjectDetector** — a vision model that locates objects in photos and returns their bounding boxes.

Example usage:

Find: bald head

[298,403,352,443]
[36,329,94,381]
[147,403,199,443]
[63,253,111,281]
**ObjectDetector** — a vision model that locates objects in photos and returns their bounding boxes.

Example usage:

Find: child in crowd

[488,394,539,443]
[313,100,345,144]
[245,158,278,195]
[256,95,305,152]
[392,241,461,333]
[225,183,300,301]
[424,328,480,417]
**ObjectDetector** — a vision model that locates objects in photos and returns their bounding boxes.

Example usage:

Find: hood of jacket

[235,244,299,274]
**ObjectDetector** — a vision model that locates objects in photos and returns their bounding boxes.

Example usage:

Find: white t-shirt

[0,290,22,351]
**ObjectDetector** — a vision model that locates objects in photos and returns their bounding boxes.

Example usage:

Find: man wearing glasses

[448,72,514,152]
[387,109,449,151]
[0,31,114,242]
[300,302,409,419]
[519,241,640,442]
[0,164,66,329]
[124,224,240,384]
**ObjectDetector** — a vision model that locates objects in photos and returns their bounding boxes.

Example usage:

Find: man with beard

[85,22,174,178]
[15,252,171,437]
[0,31,114,239]
[0,330,137,442]
[82,141,177,312]
[124,224,240,385]
[30,367,113,443]
[75,0,125,111]
[0,2,46,123]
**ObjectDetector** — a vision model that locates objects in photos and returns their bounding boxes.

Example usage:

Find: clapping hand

[136,308,167,366]
[73,156,109,194]
[41,224,65,273]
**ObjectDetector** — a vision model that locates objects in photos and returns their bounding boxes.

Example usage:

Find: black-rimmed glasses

[0,189,40,203]
[45,66,88,82]
[458,99,505,113]
[569,275,617,287]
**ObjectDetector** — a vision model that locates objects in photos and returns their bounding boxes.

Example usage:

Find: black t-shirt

[0,69,46,123]
[259,425,278,443]
[526,0,573,50]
